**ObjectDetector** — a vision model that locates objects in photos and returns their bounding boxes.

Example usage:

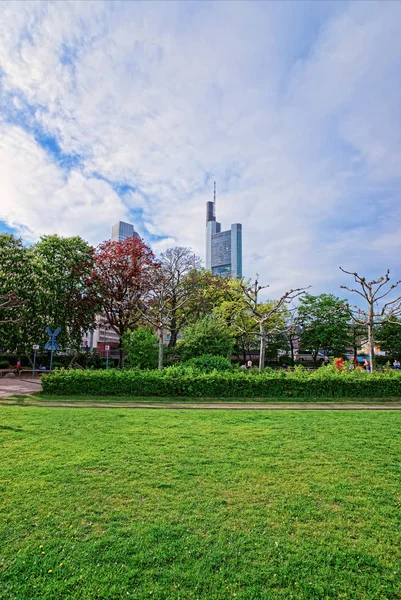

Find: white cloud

[1,0,401,296]
[0,125,128,244]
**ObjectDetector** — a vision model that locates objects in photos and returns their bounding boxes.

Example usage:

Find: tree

[181,315,234,361]
[0,292,22,324]
[92,237,157,367]
[32,235,98,351]
[181,269,234,325]
[123,328,159,370]
[138,261,187,370]
[376,317,401,360]
[298,294,351,364]
[0,234,36,354]
[159,247,201,348]
[239,276,308,372]
[340,267,401,371]
[211,278,256,363]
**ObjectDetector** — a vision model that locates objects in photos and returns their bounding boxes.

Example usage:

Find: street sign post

[45,327,61,372]
[105,345,110,369]
[32,344,39,376]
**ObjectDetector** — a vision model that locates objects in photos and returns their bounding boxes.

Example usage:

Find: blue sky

[1,0,401,295]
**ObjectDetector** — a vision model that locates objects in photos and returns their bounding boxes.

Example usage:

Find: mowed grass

[1,408,401,600]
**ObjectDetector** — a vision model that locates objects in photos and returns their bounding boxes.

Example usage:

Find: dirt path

[1,399,401,410]
[1,379,401,409]
[0,377,41,398]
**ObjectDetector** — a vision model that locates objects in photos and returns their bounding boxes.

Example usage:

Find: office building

[111,221,139,242]
[205,184,242,277]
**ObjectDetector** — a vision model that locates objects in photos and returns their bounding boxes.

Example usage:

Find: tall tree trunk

[168,304,178,348]
[290,337,295,367]
[158,327,164,370]
[168,325,178,348]
[368,310,374,372]
[259,322,266,372]
[119,329,125,369]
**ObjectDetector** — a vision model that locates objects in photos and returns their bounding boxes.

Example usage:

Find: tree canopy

[298,293,350,363]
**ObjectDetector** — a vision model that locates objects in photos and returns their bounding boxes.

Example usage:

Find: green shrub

[180,316,233,360]
[182,355,233,373]
[0,360,10,369]
[42,367,401,399]
[123,328,159,370]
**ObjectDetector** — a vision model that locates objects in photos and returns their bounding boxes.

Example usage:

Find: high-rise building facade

[111,221,139,241]
[205,188,242,278]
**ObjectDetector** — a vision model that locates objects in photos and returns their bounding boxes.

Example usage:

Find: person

[246,359,253,370]
[393,360,401,370]
[15,360,21,374]
[39,364,46,371]
[363,358,370,373]
[240,363,247,370]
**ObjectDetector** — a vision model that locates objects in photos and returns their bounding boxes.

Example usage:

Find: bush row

[42,367,401,398]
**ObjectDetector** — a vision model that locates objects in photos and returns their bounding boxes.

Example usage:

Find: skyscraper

[111,221,140,241]
[205,184,242,278]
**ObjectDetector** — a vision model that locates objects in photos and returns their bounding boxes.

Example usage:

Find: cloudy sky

[1,0,401,296]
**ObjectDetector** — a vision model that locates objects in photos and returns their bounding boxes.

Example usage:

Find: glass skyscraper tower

[205,187,242,278]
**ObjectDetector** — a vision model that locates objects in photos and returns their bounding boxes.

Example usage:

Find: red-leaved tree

[91,237,158,367]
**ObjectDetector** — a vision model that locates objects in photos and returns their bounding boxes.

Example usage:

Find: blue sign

[45,327,61,351]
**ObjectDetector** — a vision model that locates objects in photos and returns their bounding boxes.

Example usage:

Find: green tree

[32,235,99,351]
[182,269,234,325]
[181,315,234,361]
[0,234,37,355]
[376,318,401,360]
[123,328,159,370]
[298,293,350,364]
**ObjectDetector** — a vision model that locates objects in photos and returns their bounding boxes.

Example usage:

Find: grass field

[1,407,401,599]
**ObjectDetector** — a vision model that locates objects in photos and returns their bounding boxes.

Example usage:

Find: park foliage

[3,231,401,373]
[42,364,401,398]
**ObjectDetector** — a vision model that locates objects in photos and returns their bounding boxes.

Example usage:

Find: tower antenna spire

[213,181,216,219]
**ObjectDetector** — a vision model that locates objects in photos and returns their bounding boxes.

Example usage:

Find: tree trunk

[158,327,164,370]
[289,337,295,367]
[312,349,317,367]
[168,327,178,348]
[168,304,178,348]
[119,329,125,369]
[368,311,374,373]
[259,322,266,372]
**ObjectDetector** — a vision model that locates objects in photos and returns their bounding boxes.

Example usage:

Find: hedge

[42,367,401,398]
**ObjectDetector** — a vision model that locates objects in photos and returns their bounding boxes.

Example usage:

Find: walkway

[0,377,41,398]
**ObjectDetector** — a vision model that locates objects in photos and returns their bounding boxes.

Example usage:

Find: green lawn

[1,407,400,599]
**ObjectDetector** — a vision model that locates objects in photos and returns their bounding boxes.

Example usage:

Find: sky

[1,0,401,298]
